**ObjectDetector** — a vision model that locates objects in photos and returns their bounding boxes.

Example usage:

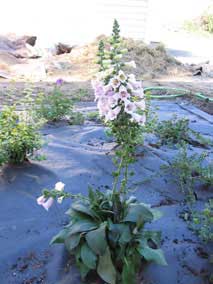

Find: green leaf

[50,228,69,244]
[86,224,107,255]
[151,208,163,221]
[72,202,97,219]
[81,243,97,269]
[76,258,91,279]
[108,223,121,244]
[97,247,116,284]
[138,246,167,266]
[88,186,95,200]
[124,204,153,223]
[109,223,132,245]
[119,224,132,244]
[76,246,91,279]
[121,258,136,284]
[69,220,97,236]
[141,231,162,248]
[65,233,81,252]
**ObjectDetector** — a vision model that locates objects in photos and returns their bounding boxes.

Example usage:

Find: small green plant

[87,111,100,122]
[184,199,213,283]
[164,145,213,202]
[72,88,89,102]
[201,12,213,33]
[155,116,211,147]
[35,81,73,122]
[69,112,85,125]
[198,163,213,187]
[0,106,42,165]
[191,199,213,243]
[163,145,210,202]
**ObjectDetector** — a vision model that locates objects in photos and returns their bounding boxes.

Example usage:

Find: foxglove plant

[37,20,166,284]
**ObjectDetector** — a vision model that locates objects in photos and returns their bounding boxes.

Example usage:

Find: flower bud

[114,54,123,60]
[120,48,128,54]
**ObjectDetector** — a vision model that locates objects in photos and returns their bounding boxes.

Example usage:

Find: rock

[193,70,202,76]
[0,34,39,59]
[55,42,73,55]
[25,36,37,46]
[10,35,37,49]
[0,36,14,52]
[193,60,213,78]
[14,43,40,59]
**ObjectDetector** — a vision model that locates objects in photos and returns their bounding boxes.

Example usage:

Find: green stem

[112,154,125,193]
[123,161,129,193]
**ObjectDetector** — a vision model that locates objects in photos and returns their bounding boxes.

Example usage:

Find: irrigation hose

[144,86,213,102]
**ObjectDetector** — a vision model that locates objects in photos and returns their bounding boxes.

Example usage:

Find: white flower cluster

[37,182,65,211]
[92,68,146,125]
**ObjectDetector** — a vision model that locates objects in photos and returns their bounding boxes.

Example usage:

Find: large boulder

[0,34,45,80]
[0,34,38,58]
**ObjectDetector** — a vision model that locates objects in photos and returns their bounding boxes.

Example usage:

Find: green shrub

[201,13,213,33]
[72,88,89,102]
[192,199,213,242]
[183,7,213,34]
[198,163,213,187]
[87,111,100,121]
[69,112,85,125]
[163,145,212,202]
[0,106,42,165]
[35,85,73,122]
[155,116,211,147]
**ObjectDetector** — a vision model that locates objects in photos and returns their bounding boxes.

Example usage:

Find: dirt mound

[123,38,189,79]
[48,36,189,81]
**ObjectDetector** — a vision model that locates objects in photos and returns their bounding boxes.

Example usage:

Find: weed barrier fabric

[0,101,212,284]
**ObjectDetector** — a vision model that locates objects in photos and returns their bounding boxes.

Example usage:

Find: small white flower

[128,74,136,82]
[124,100,136,114]
[119,85,130,100]
[109,77,120,89]
[37,195,54,211]
[135,100,146,111]
[118,70,127,83]
[132,89,144,97]
[57,196,64,204]
[55,182,65,192]
[105,106,121,121]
